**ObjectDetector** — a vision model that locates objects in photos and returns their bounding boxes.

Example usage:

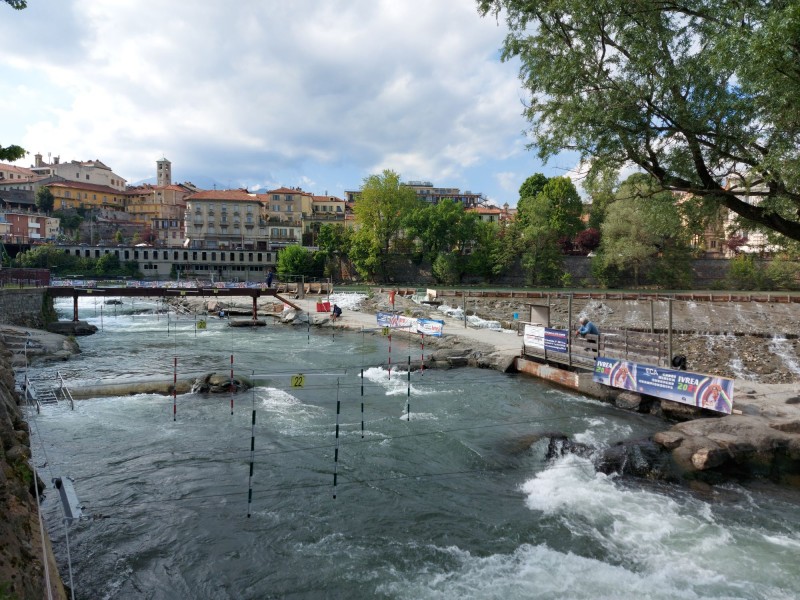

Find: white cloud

[0,0,564,204]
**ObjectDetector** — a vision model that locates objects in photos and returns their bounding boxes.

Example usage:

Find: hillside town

[0,155,515,249]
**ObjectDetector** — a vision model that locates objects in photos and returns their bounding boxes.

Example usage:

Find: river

[24,297,800,599]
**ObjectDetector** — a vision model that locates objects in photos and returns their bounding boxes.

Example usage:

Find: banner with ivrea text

[593,357,734,414]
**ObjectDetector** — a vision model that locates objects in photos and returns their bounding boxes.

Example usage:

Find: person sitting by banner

[331,304,342,322]
[576,317,599,337]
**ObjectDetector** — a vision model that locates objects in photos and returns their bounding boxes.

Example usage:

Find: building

[303,195,351,245]
[59,243,277,282]
[264,187,309,249]
[46,180,126,212]
[184,189,270,250]
[401,181,487,208]
[123,159,195,248]
[347,181,489,209]
[0,210,58,244]
[467,205,503,223]
[29,154,127,191]
[0,163,37,185]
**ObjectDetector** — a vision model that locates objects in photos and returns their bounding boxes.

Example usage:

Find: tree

[3,1,28,9]
[36,187,55,213]
[574,228,601,254]
[0,144,25,161]
[316,223,352,280]
[276,245,313,278]
[597,175,691,286]
[515,173,548,228]
[353,169,420,281]
[478,1,800,242]
[404,198,479,261]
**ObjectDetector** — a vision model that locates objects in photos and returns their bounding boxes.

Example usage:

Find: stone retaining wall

[0,288,50,327]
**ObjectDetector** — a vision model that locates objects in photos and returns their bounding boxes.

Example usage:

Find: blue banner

[593,357,734,414]
[544,328,569,353]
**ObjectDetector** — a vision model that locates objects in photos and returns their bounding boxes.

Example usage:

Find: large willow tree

[478,1,800,241]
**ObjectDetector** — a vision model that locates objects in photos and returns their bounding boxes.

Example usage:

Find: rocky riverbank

[0,340,67,598]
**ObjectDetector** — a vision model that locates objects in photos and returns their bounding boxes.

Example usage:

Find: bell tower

[157,157,172,187]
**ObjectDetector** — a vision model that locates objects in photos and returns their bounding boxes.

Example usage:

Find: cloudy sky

[1,0,580,205]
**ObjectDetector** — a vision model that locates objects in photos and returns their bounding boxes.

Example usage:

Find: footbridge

[47,284,306,322]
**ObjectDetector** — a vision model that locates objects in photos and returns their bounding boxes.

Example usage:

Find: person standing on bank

[266,268,274,288]
[576,316,599,337]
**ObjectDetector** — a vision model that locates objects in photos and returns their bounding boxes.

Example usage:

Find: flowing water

[24,298,800,599]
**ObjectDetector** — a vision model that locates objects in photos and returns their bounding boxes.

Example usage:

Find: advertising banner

[593,357,734,414]
[416,318,444,336]
[523,324,545,350]
[376,312,444,337]
[544,328,569,353]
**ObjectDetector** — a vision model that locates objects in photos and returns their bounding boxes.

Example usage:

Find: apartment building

[184,189,270,250]
[0,211,59,244]
[29,154,127,191]
[47,180,126,211]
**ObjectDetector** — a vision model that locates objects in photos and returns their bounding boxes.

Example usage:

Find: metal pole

[567,293,573,367]
[650,299,654,333]
[668,297,673,363]
[463,292,466,329]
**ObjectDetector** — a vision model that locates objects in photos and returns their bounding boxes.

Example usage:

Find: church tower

[157,157,172,187]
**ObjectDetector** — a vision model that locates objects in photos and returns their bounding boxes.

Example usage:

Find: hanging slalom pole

[421,333,425,376]
[406,355,411,421]
[100,305,103,332]
[332,380,341,499]
[360,368,365,438]
[247,380,256,518]
[172,355,177,422]
[388,334,392,380]
[229,354,235,415]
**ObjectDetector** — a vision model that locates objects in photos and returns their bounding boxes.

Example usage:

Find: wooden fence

[520,325,670,371]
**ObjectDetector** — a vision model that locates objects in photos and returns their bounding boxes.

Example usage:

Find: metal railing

[56,371,75,410]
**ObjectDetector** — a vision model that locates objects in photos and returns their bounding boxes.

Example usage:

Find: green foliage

[432,252,462,285]
[478,0,800,242]
[349,229,382,281]
[354,169,420,281]
[598,175,692,286]
[316,224,352,281]
[403,199,480,262]
[590,252,621,288]
[53,210,83,232]
[35,186,55,213]
[519,230,563,286]
[276,245,313,278]
[0,143,25,160]
[466,221,502,279]
[3,0,27,9]
[765,255,800,290]
[516,173,549,228]
[725,254,765,290]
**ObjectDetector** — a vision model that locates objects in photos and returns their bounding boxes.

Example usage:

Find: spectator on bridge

[576,317,599,338]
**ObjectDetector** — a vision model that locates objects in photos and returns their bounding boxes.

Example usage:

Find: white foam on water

[572,417,633,447]
[768,335,800,377]
[362,366,445,397]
